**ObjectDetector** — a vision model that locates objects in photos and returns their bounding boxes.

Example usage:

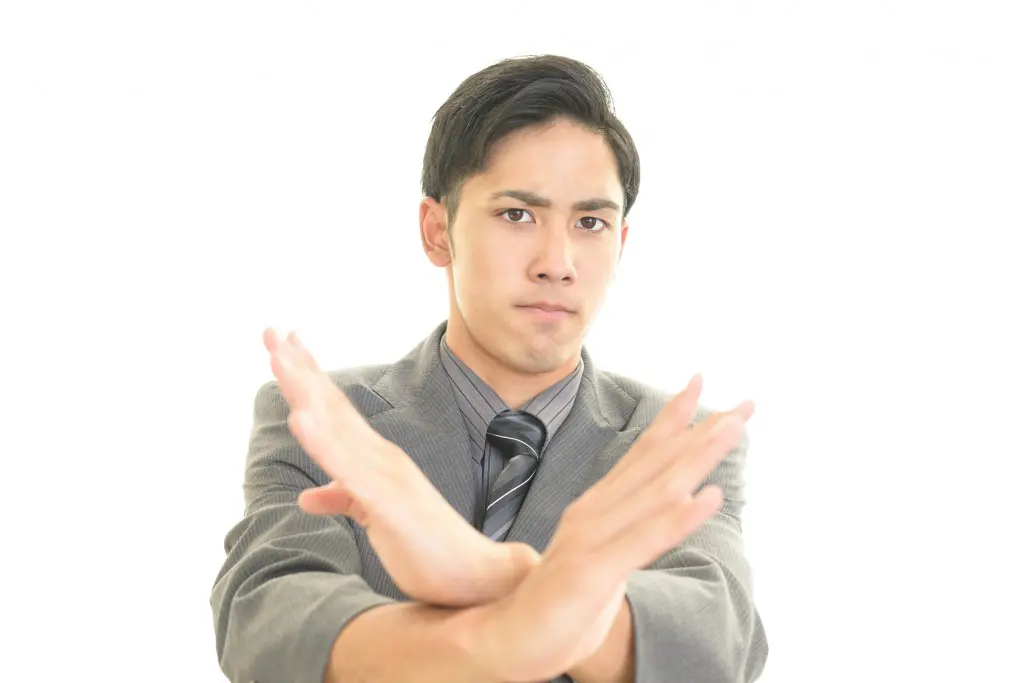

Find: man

[211,54,768,683]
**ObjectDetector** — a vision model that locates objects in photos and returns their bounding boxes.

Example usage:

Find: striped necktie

[481,409,547,541]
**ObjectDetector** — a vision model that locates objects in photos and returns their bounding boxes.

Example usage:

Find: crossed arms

[210,330,768,683]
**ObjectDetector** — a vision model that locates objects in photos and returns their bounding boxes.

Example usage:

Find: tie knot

[485,409,547,460]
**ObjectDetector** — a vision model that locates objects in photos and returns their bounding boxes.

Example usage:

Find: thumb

[298,481,355,516]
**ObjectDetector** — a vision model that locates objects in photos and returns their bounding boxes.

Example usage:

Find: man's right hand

[452,374,754,683]
[263,327,541,608]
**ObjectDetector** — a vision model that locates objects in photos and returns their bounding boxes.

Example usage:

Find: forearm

[626,565,767,682]
[566,597,635,683]
[325,602,501,683]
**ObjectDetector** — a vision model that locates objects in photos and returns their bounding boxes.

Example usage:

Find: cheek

[453,243,511,309]
[467,234,520,280]
[577,249,619,286]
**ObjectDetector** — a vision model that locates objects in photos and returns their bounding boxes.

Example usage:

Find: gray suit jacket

[210,320,768,683]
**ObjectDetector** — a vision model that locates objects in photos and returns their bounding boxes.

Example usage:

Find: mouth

[517,304,575,321]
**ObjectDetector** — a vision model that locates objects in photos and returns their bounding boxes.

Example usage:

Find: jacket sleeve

[624,414,769,682]
[210,381,396,683]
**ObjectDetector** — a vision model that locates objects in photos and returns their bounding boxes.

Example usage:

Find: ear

[420,196,452,267]
[618,219,629,262]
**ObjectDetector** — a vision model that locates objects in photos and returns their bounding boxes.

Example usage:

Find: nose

[529,225,578,284]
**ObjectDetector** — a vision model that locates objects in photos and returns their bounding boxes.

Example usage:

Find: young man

[211,55,768,683]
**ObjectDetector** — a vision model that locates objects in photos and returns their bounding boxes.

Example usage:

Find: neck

[444,316,580,411]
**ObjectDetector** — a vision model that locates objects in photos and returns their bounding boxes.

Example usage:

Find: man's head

[419,55,640,381]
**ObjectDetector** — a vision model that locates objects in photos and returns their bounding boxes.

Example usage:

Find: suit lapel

[506,350,642,551]
[364,320,643,548]
[366,322,477,523]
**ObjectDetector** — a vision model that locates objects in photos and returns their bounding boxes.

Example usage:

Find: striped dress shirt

[437,332,584,530]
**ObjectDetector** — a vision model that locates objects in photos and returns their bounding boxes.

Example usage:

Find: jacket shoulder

[252,360,395,422]
[596,369,718,429]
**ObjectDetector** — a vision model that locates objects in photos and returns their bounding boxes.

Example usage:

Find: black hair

[421,54,640,230]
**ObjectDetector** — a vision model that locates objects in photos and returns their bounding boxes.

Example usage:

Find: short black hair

[421,54,641,227]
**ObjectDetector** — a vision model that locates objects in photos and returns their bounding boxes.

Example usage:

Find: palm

[263,328,537,606]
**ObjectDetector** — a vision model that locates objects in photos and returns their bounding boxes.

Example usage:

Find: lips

[518,302,574,313]
[517,304,575,323]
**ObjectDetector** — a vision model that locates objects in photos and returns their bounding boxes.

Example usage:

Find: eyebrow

[489,189,620,213]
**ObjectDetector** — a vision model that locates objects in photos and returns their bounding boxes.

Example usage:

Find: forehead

[465,119,623,204]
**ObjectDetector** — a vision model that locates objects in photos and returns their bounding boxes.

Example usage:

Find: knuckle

[561,499,587,526]
[286,409,306,432]
[655,486,686,516]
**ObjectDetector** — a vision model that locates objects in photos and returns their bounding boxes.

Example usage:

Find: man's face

[440,117,629,375]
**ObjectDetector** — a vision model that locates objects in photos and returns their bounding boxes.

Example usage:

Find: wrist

[566,595,635,683]
[447,601,508,682]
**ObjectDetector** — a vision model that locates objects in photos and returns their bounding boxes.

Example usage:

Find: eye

[577,216,610,233]
[499,208,535,224]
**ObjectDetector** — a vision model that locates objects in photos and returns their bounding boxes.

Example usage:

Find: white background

[2,2,1022,681]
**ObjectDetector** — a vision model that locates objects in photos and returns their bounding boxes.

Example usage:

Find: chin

[469,312,580,372]
[515,354,564,375]
[514,337,576,373]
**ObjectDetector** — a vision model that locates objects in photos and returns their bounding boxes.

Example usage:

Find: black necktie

[481,409,547,541]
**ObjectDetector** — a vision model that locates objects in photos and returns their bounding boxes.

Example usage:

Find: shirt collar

[438,332,583,460]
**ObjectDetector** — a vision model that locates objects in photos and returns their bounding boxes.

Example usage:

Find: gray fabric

[438,331,581,527]
[210,319,769,683]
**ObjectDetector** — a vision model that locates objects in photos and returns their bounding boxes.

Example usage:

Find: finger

[604,483,724,576]
[612,398,753,503]
[598,374,703,491]
[301,485,371,526]
[578,417,743,555]
[286,331,316,370]
[298,481,355,515]
[287,409,337,473]
[668,374,709,437]
[278,331,324,390]
[280,332,365,425]
[288,409,355,490]
[270,332,337,415]
[730,400,756,422]
[288,407,377,500]
[596,399,729,509]
[263,327,283,353]
[659,373,703,439]
[285,331,330,382]
[688,399,754,432]
[269,347,312,411]
[662,414,745,502]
